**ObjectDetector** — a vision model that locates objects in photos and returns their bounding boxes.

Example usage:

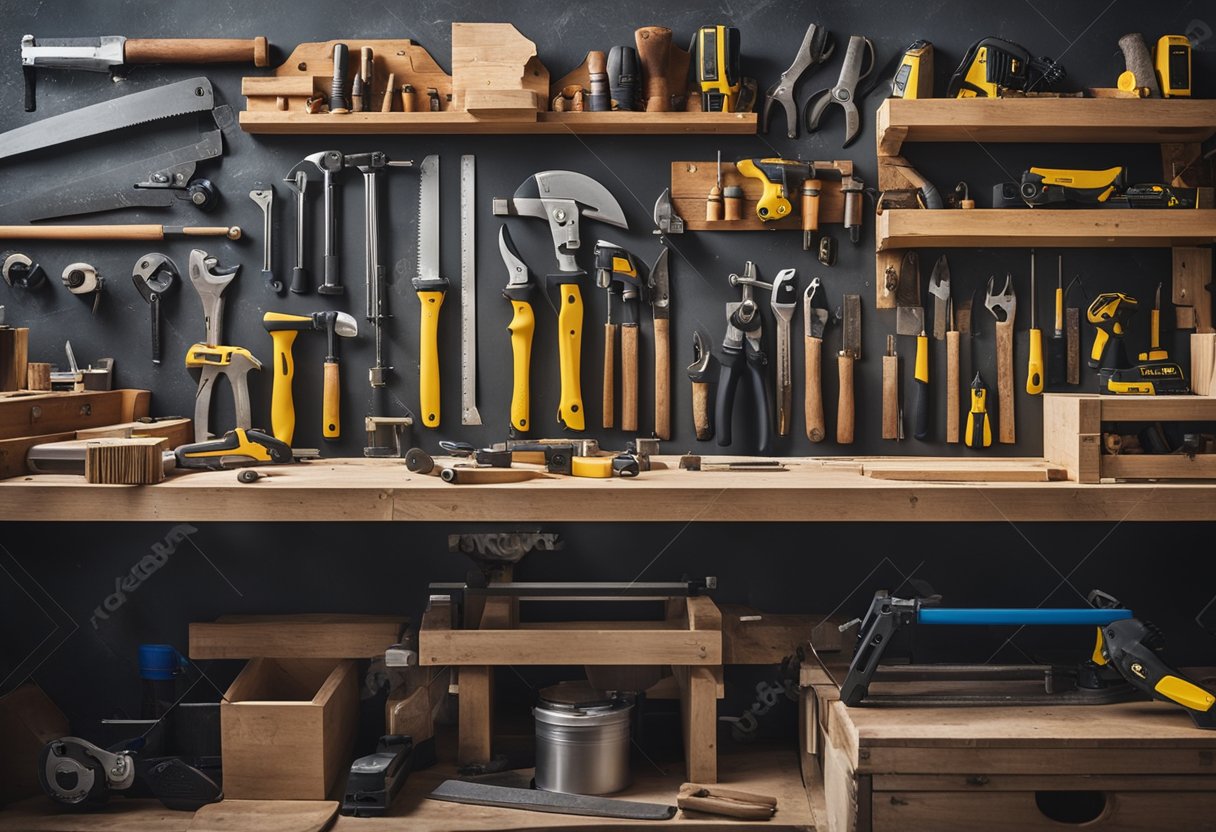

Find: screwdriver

[1048,255,1066,386]
[1026,249,1044,395]
[965,291,992,448]
[706,151,723,221]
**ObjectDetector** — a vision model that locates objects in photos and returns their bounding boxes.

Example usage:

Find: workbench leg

[676,665,718,783]
[457,666,492,764]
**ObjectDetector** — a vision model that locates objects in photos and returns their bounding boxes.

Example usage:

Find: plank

[1192,333,1216,396]
[862,460,1066,482]
[240,109,757,134]
[456,666,492,764]
[188,800,338,832]
[75,417,192,448]
[877,209,1216,250]
[670,160,845,231]
[877,98,1216,156]
[675,664,720,784]
[1098,395,1216,421]
[0,390,134,440]
[189,614,408,659]
[1102,454,1216,480]
[0,430,76,480]
[451,23,545,114]
[419,627,722,666]
[872,773,1216,791]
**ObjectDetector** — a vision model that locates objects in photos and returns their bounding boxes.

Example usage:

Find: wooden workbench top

[1,456,1214,522]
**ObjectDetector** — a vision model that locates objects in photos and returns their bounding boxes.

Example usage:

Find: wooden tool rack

[419,585,725,782]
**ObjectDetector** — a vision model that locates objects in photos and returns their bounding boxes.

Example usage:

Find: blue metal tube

[918,608,1134,626]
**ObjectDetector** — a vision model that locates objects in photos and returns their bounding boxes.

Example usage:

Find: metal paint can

[533,688,632,795]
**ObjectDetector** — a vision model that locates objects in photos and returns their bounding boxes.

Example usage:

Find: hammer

[262,311,357,445]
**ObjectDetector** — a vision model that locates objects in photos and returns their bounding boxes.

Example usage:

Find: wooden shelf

[876,209,1216,251]
[3,456,1216,522]
[239,110,757,135]
[877,98,1216,156]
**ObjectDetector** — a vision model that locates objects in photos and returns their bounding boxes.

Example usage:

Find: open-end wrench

[985,273,1017,444]
[131,253,177,364]
[249,184,276,293]
[284,169,309,294]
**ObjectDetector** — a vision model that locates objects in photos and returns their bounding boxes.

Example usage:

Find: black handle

[714,347,743,447]
[318,254,343,294]
[150,294,161,364]
[912,377,929,440]
[330,43,349,112]
[264,269,281,295]
[607,46,638,111]
[23,66,36,112]
[290,265,309,295]
[745,352,773,454]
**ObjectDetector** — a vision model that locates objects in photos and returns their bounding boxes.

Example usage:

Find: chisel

[1026,250,1044,395]
[838,294,861,444]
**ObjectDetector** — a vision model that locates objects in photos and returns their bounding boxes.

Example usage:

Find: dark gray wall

[1,1,1214,731]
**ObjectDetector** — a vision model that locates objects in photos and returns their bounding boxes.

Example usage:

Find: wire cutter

[804,35,875,147]
[714,262,773,454]
[761,23,833,139]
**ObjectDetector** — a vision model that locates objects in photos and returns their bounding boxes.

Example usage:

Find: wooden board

[1192,332,1216,396]
[0,389,143,440]
[719,605,840,664]
[877,209,1216,250]
[877,98,1216,156]
[189,613,408,659]
[450,23,546,115]
[671,160,846,231]
[0,429,76,480]
[1102,454,1216,480]
[1171,246,1213,333]
[240,109,756,134]
[861,459,1067,482]
[76,417,192,449]
[187,801,338,832]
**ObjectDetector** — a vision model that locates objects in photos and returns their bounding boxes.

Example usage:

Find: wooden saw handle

[124,37,269,66]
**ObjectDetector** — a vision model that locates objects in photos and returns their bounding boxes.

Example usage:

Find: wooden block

[421,625,721,666]
[671,160,846,232]
[463,89,540,118]
[187,801,338,832]
[719,604,828,664]
[0,327,29,392]
[1191,333,1216,395]
[1173,246,1213,333]
[84,437,167,484]
[1042,394,1102,483]
[0,390,140,441]
[676,664,720,784]
[26,362,50,391]
[456,666,492,764]
[190,613,408,659]
[76,416,193,449]
[0,683,69,805]
[451,23,547,114]
[221,658,357,800]
[862,460,1067,482]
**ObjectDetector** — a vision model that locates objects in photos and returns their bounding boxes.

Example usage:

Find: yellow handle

[1155,675,1216,713]
[322,360,340,440]
[1026,328,1044,395]
[1150,307,1160,350]
[269,329,298,445]
[509,300,534,433]
[1054,286,1064,333]
[965,384,992,448]
[556,282,585,431]
[914,334,929,383]
[1090,326,1109,365]
[734,158,791,221]
[571,456,613,478]
[418,290,444,428]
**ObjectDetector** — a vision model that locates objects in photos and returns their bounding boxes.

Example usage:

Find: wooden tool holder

[670,161,850,232]
[241,24,757,135]
[420,589,724,783]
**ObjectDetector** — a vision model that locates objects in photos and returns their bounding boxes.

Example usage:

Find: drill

[1086,292,1187,394]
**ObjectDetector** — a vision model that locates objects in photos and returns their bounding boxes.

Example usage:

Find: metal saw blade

[0,77,216,162]
[416,154,441,283]
[895,251,923,336]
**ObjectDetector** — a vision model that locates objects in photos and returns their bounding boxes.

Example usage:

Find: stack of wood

[83,437,168,484]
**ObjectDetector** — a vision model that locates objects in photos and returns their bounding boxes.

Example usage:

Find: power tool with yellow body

[947,37,1065,98]
[691,25,756,113]
[1087,291,1187,395]
[1018,166,1204,209]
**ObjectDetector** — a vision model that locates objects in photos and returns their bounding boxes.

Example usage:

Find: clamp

[714,262,774,454]
[761,23,833,139]
[804,35,875,147]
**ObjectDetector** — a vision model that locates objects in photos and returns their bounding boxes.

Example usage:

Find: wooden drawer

[873,787,1216,831]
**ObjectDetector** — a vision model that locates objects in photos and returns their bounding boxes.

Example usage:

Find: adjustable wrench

[248,184,276,293]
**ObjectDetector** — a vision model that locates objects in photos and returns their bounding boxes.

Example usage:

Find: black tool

[1,251,47,290]
[607,45,638,110]
[330,43,350,113]
[132,253,178,365]
[714,261,773,454]
[761,23,832,139]
[174,428,296,471]
[586,51,610,111]
[340,735,417,817]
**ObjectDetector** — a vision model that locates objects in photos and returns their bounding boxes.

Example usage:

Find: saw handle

[322,359,340,440]
[556,280,585,431]
[508,299,534,434]
[654,317,670,440]
[418,290,444,428]
[269,329,298,446]
[836,353,855,444]
[804,336,824,442]
[124,37,270,66]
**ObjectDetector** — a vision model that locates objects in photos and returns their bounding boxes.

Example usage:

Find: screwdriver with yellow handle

[1026,249,1044,395]
[262,311,358,445]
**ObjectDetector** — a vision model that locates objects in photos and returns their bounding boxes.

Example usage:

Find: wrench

[131,253,177,364]
[189,248,237,347]
[249,184,276,293]
[730,267,798,437]
[284,169,309,294]
[301,150,344,295]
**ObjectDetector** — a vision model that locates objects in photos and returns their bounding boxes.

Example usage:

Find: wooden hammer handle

[634,26,671,111]
[125,37,269,66]
[995,318,1015,443]
[836,353,855,444]
[653,317,670,440]
[621,324,639,432]
[805,336,824,442]
[602,323,617,429]
[945,330,960,443]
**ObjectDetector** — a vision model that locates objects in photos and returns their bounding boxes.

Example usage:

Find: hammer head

[316,311,358,338]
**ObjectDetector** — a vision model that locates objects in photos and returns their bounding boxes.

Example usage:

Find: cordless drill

[1086,292,1187,394]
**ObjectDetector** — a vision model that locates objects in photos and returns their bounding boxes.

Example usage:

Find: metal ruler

[460,155,481,425]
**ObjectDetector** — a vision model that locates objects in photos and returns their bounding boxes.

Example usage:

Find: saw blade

[415,155,441,285]
[0,77,216,162]
[895,251,923,336]
[459,155,480,426]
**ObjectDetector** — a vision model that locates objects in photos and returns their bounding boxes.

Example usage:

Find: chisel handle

[995,319,1015,443]
[654,317,670,440]
[322,359,340,440]
[836,353,855,444]
[805,336,824,442]
[603,322,617,429]
[692,381,711,440]
[556,281,585,431]
[1026,327,1044,395]
[622,323,639,432]
[508,299,534,434]
[125,37,270,65]
[418,290,444,428]
[882,353,899,440]
[269,329,298,446]
[945,330,960,443]
[912,333,929,440]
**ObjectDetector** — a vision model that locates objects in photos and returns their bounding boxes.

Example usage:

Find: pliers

[804,35,875,148]
[761,23,833,139]
[714,262,773,454]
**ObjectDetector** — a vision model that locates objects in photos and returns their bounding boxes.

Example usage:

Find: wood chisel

[460,155,481,425]
[1026,250,1044,395]
[803,279,829,442]
[1049,255,1066,386]
[499,227,534,435]
[882,333,899,440]
[412,155,446,429]
[985,274,1016,444]
[838,293,861,444]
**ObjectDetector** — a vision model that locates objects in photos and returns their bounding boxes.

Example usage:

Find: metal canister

[533,688,632,795]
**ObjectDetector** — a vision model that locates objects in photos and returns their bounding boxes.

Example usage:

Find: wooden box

[220,657,357,800]
[1043,393,1216,481]
[801,665,1216,832]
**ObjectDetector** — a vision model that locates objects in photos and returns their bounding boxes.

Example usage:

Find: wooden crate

[220,657,357,800]
[801,665,1216,832]
[1043,393,1216,482]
